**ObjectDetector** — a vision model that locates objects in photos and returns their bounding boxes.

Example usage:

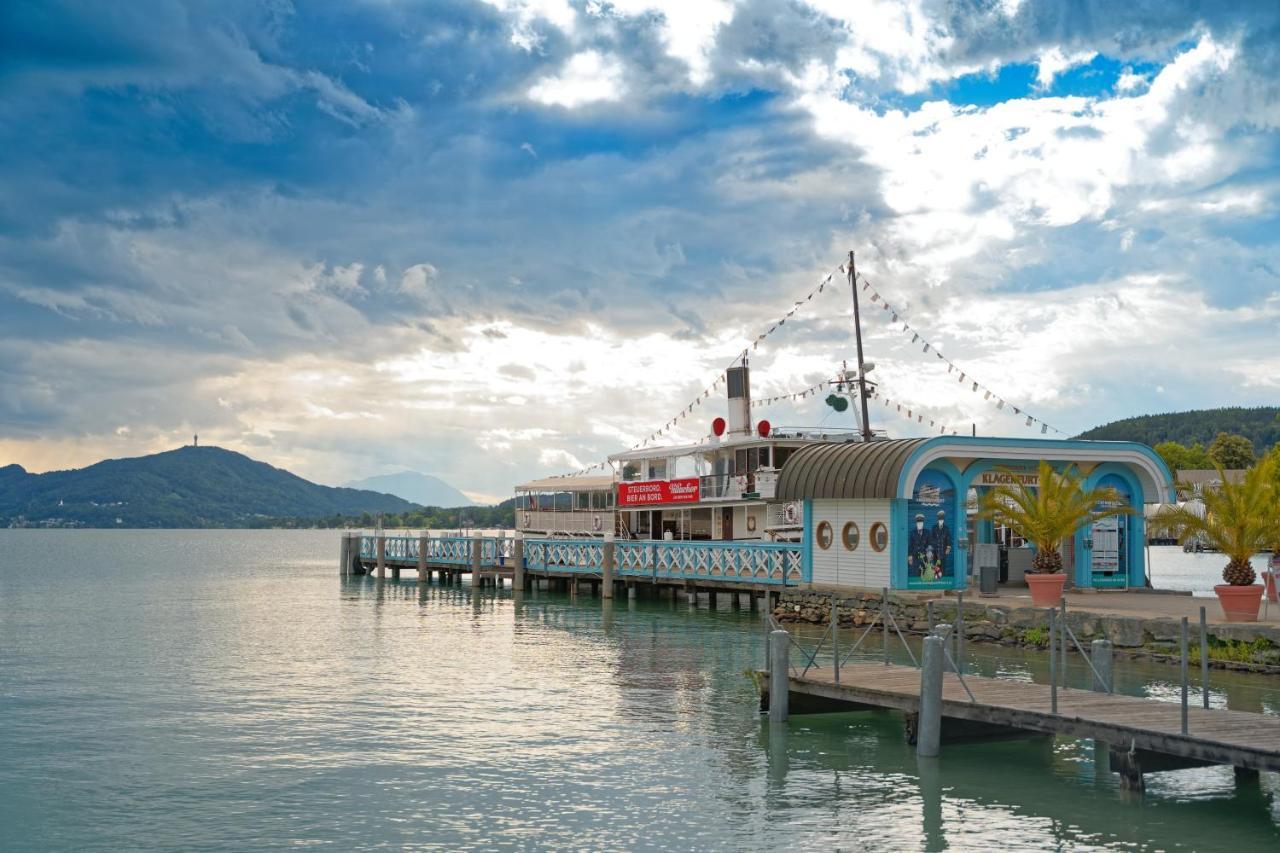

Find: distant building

[1175,468,1246,500]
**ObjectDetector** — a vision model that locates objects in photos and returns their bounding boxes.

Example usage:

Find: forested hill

[0,446,417,528]
[1077,407,1280,453]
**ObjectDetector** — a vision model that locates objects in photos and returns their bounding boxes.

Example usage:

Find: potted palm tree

[975,461,1132,607]
[1151,457,1277,622]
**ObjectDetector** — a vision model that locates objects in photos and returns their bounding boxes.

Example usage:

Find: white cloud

[1035,47,1097,89]
[528,50,625,108]
[607,0,734,86]
[399,263,439,298]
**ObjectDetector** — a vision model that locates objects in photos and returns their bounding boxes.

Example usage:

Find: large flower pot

[1026,572,1068,608]
[1214,584,1264,623]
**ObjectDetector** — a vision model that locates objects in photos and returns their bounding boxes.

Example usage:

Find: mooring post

[1180,616,1190,735]
[470,532,482,586]
[602,532,615,600]
[376,532,386,580]
[340,533,350,578]
[1048,608,1057,714]
[882,587,890,666]
[831,598,840,684]
[932,623,953,673]
[512,531,525,592]
[769,630,790,724]
[417,532,429,582]
[917,634,944,758]
[1199,605,1210,709]
[1090,639,1113,693]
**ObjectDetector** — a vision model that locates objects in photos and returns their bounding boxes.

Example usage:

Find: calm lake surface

[1,530,1277,851]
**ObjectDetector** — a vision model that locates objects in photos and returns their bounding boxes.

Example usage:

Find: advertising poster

[1091,474,1129,586]
[907,470,954,588]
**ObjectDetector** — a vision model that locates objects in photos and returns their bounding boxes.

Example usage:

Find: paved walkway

[976,587,1280,627]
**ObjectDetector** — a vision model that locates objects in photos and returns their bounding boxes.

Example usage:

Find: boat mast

[848,250,873,442]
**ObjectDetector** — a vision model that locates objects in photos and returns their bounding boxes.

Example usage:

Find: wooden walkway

[783,663,1280,774]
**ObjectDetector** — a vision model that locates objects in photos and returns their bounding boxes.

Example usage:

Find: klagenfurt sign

[978,470,1039,487]
[618,478,701,506]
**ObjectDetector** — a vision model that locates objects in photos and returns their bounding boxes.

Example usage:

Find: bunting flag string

[749,377,833,408]
[856,272,1062,436]
[869,386,956,436]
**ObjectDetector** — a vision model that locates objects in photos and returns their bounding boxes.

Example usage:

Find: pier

[340,532,803,608]
[758,605,1280,794]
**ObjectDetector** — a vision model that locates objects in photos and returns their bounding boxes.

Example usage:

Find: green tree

[1153,440,1213,473]
[1208,432,1256,469]
[974,461,1132,574]
[1150,457,1278,585]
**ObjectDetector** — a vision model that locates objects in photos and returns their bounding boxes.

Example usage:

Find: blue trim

[802,499,813,584]
[1084,464,1146,588]
[895,436,1174,501]
[890,498,908,589]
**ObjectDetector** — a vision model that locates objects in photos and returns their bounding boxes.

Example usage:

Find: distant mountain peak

[343,471,473,508]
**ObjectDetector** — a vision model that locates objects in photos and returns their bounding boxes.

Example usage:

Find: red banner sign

[618,477,701,506]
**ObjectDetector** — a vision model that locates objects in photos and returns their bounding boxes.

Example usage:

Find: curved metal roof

[775,439,931,500]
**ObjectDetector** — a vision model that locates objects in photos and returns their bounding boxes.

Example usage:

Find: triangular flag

[1041,424,1048,434]
[1026,416,1033,427]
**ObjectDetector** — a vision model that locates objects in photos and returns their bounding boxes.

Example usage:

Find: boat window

[869,522,888,552]
[575,491,590,511]
[774,447,794,469]
[759,446,771,468]
[815,520,833,550]
[842,521,860,551]
[648,459,667,480]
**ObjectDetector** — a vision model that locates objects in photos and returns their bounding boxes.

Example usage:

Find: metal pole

[1048,608,1057,714]
[1180,616,1190,735]
[955,591,964,676]
[769,630,790,723]
[847,250,873,443]
[917,635,944,757]
[602,533,615,600]
[831,599,840,684]
[882,587,889,666]
[927,600,934,634]
[1199,605,1210,709]
[1060,598,1068,691]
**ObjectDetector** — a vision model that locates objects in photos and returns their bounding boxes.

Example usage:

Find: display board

[906,469,955,589]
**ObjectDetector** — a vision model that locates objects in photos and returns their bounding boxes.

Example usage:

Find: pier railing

[356,534,802,585]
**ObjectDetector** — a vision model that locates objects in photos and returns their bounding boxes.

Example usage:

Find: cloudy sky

[2,1,1279,502]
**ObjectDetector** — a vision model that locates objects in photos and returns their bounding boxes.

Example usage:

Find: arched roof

[774,436,1176,503]
[775,439,929,500]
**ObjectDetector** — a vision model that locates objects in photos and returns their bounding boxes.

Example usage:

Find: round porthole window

[870,522,888,552]
[815,520,833,550]
[842,521,860,551]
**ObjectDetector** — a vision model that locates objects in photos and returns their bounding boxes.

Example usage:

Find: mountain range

[1,446,417,528]
[343,471,473,507]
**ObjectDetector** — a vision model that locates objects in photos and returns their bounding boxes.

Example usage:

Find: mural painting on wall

[907,470,954,588]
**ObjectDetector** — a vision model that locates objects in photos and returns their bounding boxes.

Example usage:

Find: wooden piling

[601,534,615,599]
[376,533,386,580]
[417,532,429,582]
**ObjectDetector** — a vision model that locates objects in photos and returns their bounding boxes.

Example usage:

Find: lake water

[1,530,1278,851]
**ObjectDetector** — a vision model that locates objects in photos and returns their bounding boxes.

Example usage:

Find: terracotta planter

[1026,572,1068,608]
[1214,584,1264,623]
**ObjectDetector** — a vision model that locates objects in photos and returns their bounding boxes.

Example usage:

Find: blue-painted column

[802,499,813,584]
[890,498,908,590]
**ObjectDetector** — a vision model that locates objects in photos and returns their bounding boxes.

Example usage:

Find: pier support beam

[916,635,944,757]
[1091,639,1113,693]
[602,533,615,600]
[512,533,525,592]
[470,533,482,585]
[768,630,790,724]
[339,534,351,577]
[376,533,386,580]
[417,533,429,582]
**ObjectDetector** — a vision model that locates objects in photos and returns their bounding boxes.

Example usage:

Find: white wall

[810,499,892,589]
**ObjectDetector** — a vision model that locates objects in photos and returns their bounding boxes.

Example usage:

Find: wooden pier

[774,663,1280,774]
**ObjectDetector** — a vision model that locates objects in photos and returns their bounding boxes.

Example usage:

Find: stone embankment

[775,588,1280,673]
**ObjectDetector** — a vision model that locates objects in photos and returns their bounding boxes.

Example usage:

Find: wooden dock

[768,662,1280,787]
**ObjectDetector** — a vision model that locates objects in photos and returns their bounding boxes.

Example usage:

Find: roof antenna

[848,251,873,442]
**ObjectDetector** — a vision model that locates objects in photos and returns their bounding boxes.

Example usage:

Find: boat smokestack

[726,364,751,436]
